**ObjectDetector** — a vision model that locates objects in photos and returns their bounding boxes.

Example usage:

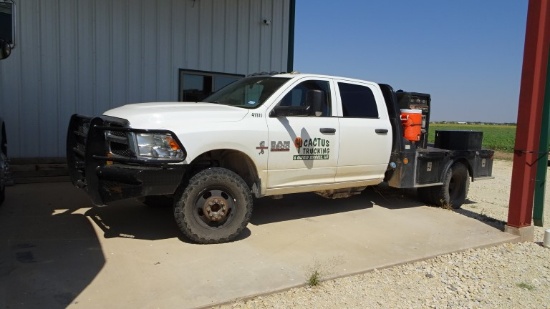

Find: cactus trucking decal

[293,137,330,160]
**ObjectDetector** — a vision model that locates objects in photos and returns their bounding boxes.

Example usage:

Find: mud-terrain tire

[174,167,253,244]
[423,162,469,209]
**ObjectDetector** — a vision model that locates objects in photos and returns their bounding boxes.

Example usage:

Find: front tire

[174,167,253,244]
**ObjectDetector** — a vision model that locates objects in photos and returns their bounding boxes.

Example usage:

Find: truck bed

[387,145,494,189]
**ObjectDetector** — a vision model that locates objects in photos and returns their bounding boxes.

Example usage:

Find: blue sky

[294,1,528,123]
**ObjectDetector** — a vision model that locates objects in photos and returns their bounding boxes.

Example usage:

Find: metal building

[0,0,295,159]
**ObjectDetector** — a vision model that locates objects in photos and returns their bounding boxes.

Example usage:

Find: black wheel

[174,167,253,244]
[138,195,174,207]
[425,162,469,209]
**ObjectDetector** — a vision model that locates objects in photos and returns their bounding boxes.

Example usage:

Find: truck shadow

[362,185,424,210]
[250,192,374,225]
[81,186,503,244]
[250,184,426,225]
[254,188,506,228]
[85,199,252,243]
[85,200,181,240]
[370,185,507,230]
[0,183,105,309]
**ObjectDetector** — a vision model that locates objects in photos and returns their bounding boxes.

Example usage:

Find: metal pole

[508,0,550,230]
[533,46,550,227]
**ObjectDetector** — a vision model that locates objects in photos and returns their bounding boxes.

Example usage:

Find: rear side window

[338,82,379,118]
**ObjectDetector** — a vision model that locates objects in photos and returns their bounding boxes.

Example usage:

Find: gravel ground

[215,160,550,308]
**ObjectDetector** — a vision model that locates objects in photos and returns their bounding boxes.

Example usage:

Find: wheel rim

[193,188,235,227]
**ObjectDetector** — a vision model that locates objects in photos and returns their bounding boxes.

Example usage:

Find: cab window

[338,82,379,118]
[279,80,332,116]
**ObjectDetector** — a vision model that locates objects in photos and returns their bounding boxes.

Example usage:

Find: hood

[103,102,249,129]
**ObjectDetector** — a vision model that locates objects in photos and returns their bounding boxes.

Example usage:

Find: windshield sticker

[256,141,268,155]
[293,137,330,160]
[271,141,290,152]
[247,101,256,105]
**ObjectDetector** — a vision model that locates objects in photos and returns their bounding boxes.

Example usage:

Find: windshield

[204,76,290,108]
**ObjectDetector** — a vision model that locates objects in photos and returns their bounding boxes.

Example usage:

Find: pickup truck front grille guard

[67,114,187,189]
[67,115,93,187]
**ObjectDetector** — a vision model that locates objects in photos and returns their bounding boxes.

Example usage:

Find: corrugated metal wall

[0,0,291,158]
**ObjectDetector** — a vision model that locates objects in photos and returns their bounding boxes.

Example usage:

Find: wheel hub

[202,196,229,222]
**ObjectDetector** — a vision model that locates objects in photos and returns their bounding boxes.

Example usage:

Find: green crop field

[427,124,517,152]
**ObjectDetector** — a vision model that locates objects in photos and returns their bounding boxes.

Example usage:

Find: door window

[279,80,332,116]
[338,82,379,118]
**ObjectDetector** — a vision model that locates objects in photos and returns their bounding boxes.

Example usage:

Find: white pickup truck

[67,72,494,243]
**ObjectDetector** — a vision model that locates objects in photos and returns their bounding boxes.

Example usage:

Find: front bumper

[66,114,187,206]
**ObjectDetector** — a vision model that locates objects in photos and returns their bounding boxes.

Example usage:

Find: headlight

[135,133,184,160]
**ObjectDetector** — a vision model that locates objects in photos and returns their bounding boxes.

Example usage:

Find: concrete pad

[0,183,518,309]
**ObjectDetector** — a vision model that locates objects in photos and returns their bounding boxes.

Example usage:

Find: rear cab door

[334,79,392,183]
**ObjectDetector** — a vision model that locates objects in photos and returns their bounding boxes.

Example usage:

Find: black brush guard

[66,114,187,206]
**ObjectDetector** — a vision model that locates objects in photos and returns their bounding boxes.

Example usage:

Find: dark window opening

[179,69,244,102]
[279,80,332,116]
[338,82,379,118]
[0,2,13,44]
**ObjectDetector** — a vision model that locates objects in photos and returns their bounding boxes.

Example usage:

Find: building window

[179,69,244,102]
[338,82,379,118]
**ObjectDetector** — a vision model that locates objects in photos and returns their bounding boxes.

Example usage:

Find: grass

[440,199,453,210]
[307,269,321,287]
[428,124,516,153]
[516,282,536,291]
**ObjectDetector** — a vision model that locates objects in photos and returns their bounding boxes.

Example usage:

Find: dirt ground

[465,159,550,242]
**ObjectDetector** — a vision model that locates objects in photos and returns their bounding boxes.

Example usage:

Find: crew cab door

[265,78,339,188]
[335,81,392,182]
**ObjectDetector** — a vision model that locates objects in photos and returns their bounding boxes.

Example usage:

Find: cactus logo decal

[293,137,330,160]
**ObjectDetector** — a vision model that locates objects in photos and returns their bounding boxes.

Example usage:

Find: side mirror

[306,89,325,116]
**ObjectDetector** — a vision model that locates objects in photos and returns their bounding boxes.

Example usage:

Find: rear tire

[174,167,253,244]
[418,162,470,209]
